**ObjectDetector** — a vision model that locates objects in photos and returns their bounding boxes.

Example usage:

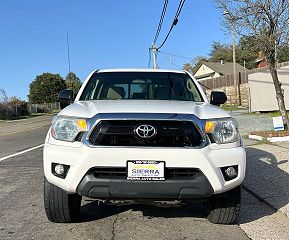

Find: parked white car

[43,69,246,224]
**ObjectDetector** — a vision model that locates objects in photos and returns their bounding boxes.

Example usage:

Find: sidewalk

[243,139,289,218]
[0,114,54,135]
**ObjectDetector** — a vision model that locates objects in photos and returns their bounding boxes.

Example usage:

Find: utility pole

[66,31,71,73]
[232,17,238,105]
[224,11,238,105]
[152,44,158,69]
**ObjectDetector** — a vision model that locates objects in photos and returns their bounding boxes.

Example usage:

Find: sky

[0,0,230,100]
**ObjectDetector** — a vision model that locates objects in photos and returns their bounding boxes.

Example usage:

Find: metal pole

[232,17,238,106]
[67,31,71,73]
[152,45,158,69]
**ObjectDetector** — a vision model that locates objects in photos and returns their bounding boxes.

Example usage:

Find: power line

[158,50,193,60]
[153,0,169,44]
[157,54,170,66]
[157,0,186,50]
[149,0,168,68]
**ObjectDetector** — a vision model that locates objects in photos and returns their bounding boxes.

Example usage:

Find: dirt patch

[250,131,289,138]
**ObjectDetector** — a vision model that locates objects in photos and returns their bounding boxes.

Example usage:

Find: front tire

[207,186,241,224]
[44,178,82,223]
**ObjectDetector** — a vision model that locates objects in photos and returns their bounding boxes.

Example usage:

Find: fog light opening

[52,163,70,179]
[55,164,65,175]
[221,166,238,181]
[225,167,237,178]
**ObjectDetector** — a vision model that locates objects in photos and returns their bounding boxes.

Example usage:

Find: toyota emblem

[135,124,157,138]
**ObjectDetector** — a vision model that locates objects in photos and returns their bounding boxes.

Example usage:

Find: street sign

[273,116,284,131]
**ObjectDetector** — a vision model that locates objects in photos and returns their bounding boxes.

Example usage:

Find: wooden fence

[199,72,249,90]
[28,102,60,114]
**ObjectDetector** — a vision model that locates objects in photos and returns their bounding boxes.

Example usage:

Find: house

[255,51,267,68]
[194,61,248,81]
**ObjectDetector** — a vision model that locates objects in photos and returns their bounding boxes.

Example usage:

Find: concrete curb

[248,134,289,143]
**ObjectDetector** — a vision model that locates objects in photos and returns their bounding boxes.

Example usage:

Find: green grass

[52,109,61,114]
[265,111,289,118]
[220,104,248,111]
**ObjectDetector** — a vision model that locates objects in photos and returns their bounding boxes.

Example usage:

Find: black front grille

[165,168,200,179]
[91,167,200,180]
[93,167,126,178]
[89,120,203,147]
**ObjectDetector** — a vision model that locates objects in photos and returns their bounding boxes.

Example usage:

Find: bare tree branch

[215,0,289,130]
[0,88,8,103]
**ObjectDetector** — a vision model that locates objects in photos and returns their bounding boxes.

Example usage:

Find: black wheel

[44,178,82,223]
[207,186,241,224]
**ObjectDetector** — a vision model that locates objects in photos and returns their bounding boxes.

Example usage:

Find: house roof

[194,72,213,79]
[203,62,248,75]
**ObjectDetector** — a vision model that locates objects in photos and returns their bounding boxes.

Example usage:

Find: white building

[248,63,289,112]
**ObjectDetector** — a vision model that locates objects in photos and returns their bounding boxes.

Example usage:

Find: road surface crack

[111,213,119,240]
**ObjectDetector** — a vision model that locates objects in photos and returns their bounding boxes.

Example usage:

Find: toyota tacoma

[43,69,246,224]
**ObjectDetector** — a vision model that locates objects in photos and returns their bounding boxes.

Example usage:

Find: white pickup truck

[43,69,245,224]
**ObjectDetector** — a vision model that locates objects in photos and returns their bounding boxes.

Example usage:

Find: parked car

[43,68,245,224]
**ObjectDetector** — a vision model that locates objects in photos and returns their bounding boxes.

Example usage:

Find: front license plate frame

[126,160,165,181]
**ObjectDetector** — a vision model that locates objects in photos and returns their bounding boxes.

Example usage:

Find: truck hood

[59,100,230,120]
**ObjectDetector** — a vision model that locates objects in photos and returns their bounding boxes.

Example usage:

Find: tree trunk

[267,59,289,131]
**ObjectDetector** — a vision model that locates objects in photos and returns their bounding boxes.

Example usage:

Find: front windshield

[79,72,203,102]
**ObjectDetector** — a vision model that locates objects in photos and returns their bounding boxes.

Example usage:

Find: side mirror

[210,91,227,106]
[58,89,74,109]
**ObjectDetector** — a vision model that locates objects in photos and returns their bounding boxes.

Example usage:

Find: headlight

[51,117,87,142]
[205,118,239,144]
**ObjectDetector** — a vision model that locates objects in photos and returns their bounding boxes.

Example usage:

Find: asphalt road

[0,115,287,240]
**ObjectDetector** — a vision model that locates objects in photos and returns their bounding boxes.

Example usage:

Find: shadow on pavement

[80,201,130,222]
[239,146,289,223]
[80,200,207,223]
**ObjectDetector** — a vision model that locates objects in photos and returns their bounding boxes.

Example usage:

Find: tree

[278,45,289,63]
[183,38,260,74]
[183,63,193,73]
[210,39,260,69]
[209,42,233,63]
[65,72,82,94]
[28,73,66,104]
[0,88,8,103]
[9,96,23,105]
[216,0,289,130]
[183,57,208,75]
[237,36,260,69]
[9,96,29,116]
